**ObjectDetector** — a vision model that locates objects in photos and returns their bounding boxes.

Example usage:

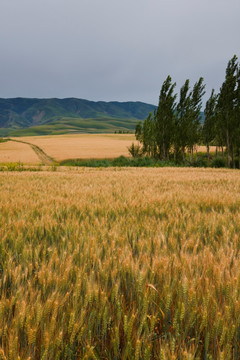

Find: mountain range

[0,98,157,136]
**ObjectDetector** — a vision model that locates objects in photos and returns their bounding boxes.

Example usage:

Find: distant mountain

[0,98,157,136]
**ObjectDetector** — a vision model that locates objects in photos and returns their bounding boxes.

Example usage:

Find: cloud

[0,0,239,104]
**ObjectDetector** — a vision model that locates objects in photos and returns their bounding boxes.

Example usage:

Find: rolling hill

[0,98,157,136]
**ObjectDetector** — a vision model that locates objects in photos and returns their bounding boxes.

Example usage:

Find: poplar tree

[174,79,191,162]
[133,56,240,168]
[142,112,157,157]
[217,55,238,167]
[135,121,143,142]
[203,89,217,159]
[135,113,157,158]
[188,77,206,157]
[235,63,240,167]
[155,75,177,160]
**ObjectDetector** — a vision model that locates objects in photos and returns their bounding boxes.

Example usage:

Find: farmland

[0,134,136,165]
[14,134,136,161]
[0,140,39,164]
[0,167,239,359]
[0,134,218,166]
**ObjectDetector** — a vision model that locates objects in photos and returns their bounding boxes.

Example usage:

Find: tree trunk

[231,145,235,168]
[216,146,218,156]
[182,148,185,164]
[221,146,224,159]
[207,144,209,160]
[239,149,240,169]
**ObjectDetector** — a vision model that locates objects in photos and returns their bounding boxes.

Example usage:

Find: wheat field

[0,134,216,166]
[0,167,239,359]
[12,134,136,161]
[0,141,39,164]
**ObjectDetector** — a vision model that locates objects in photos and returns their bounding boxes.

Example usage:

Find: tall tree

[155,75,177,160]
[174,79,191,162]
[188,77,206,156]
[135,113,157,158]
[217,55,238,167]
[234,63,240,167]
[203,89,217,159]
[142,112,157,157]
[135,121,143,142]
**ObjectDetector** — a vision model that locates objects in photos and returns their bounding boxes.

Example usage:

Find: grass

[0,162,42,172]
[60,156,175,167]
[0,117,138,137]
[59,152,234,169]
[0,129,11,137]
[0,167,239,359]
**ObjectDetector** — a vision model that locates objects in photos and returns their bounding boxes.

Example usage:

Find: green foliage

[155,75,176,160]
[60,153,239,169]
[175,79,192,160]
[60,156,175,167]
[186,156,208,168]
[114,130,133,134]
[0,162,42,171]
[0,138,9,143]
[203,89,217,155]
[216,55,239,167]
[212,157,227,168]
[188,77,206,149]
[127,143,143,158]
[135,76,206,163]
[135,55,240,168]
[135,121,143,141]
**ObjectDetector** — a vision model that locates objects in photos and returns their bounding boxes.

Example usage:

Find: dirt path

[9,139,56,165]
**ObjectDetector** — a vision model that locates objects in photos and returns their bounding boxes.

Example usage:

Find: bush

[61,156,164,168]
[211,157,226,168]
[188,157,208,168]
[233,158,240,169]
[127,143,143,158]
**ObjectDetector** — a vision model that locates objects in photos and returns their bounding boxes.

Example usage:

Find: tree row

[134,55,240,168]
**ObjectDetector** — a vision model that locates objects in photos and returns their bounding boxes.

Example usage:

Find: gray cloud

[0,0,240,104]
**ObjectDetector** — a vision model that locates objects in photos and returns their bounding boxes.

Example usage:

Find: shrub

[188,157,208,168]
[127,143,143,158]
[212,157,226,168]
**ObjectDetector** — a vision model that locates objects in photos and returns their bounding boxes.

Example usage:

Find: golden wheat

[13,134,136,161]
[0,167,239,359]
[0,141,39,164]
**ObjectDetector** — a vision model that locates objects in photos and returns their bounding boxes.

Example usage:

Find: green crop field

[0,117,139,137]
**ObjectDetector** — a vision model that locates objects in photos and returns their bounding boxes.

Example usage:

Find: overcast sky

[0,0,239,105]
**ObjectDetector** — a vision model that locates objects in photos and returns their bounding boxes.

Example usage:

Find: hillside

[0,98,157,136]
